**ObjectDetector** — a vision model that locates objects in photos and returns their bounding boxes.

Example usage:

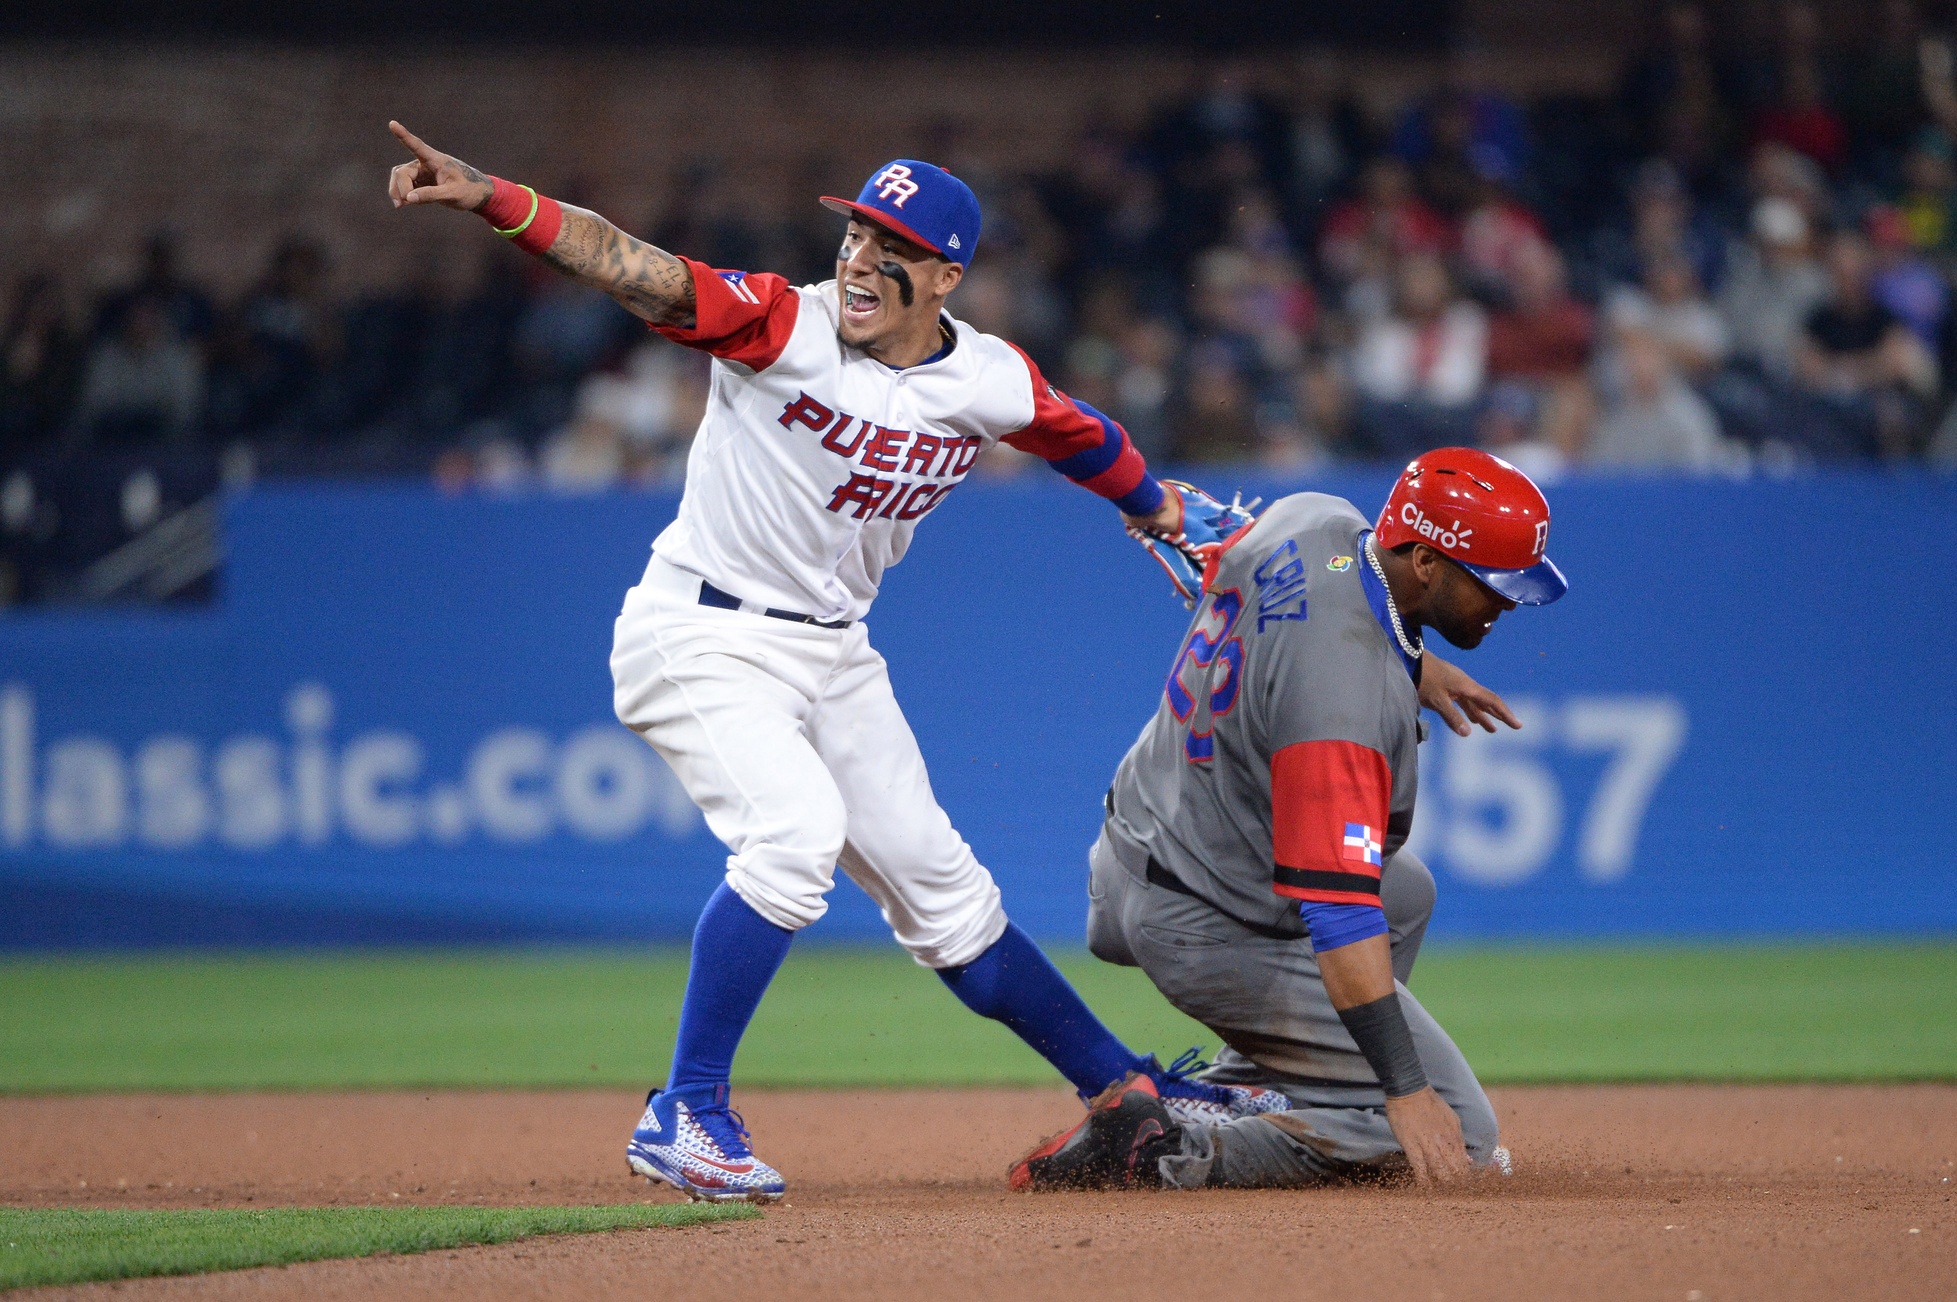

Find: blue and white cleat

[1143,1048,1291,1127]
[626,1087,786,1204]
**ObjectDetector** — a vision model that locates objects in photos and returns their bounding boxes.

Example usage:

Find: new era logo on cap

[820,158,982,267]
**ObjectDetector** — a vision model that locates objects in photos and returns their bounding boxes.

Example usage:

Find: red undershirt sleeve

[998,344,1163,515]
[650,257,800,371]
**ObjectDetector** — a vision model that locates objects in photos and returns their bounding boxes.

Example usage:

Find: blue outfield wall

[0,470,1952,947]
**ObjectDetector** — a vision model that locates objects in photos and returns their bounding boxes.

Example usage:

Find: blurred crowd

[9,3,1957,600]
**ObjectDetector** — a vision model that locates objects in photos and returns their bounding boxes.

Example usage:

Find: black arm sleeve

[1335,992,1429,1099]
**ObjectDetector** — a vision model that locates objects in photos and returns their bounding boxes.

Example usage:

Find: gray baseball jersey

[1106,492,1422,937]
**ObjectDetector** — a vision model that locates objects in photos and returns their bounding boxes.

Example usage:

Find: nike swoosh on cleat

[688,1153,757,1175]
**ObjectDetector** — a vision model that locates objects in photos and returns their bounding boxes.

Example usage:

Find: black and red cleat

[1009,1072,1182,1191]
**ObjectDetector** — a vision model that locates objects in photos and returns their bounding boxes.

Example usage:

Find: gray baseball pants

[1085,828,1499,1189]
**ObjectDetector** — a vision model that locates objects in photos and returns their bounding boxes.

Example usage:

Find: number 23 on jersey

[1166,588,1244,764]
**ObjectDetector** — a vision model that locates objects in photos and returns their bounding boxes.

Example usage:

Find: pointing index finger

[388,120,440,164]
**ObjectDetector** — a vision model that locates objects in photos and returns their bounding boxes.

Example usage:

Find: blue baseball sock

[936,921,1146,1098]
[663,882,795,1106]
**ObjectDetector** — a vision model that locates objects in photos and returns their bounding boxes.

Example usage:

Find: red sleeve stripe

[1077,437,1148,501]
[1271,738,1393,899]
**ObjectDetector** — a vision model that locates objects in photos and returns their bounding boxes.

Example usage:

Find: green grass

[0,1203,754,1291]
[0,943,1951,1092]
[1417,943,1957,1081]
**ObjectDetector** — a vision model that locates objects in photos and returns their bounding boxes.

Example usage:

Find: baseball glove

[1126,479,1261,607]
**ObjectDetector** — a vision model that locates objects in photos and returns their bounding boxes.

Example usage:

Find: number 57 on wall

[1406,695,1689,888]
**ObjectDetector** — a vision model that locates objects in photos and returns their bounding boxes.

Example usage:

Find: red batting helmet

[1374,448,1568,605]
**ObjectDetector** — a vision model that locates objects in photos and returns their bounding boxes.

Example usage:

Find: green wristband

[492,186,541,238]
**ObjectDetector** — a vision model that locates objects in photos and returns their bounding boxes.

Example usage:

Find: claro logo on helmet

[1399,503,1473,551]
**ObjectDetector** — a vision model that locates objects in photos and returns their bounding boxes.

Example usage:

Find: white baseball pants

[610,554,1008,969]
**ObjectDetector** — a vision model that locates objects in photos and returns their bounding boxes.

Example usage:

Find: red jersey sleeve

[1270,739,1392,905]
[650,258,800,371]
[999,344,1162,514]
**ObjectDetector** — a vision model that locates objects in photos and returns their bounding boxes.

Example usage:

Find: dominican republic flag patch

[1342,823,1383,867]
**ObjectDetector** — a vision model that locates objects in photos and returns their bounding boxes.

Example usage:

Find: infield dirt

[4,1085,1953,1300]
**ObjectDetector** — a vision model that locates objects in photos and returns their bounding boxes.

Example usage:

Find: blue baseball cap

[821,160,981,267]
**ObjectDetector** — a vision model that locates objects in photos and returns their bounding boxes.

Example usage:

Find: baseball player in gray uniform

[1012,448,1567,1191]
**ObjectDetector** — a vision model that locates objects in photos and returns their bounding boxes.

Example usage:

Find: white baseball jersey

[646,259,1159,623]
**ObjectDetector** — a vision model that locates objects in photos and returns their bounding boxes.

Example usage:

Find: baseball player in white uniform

[388,123,1299,1201]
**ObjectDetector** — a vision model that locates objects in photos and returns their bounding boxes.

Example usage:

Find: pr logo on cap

[820,159,983,267]
[873,163,919,207]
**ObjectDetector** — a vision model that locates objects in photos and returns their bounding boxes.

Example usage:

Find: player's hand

[1122,492,1182,535]
[1383,1086,1471,1183]
[1418,652,1520,737]
[1121,480,1257,545]
[387,121,494,212]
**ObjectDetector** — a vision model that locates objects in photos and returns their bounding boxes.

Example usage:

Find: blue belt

[698,579,853,629]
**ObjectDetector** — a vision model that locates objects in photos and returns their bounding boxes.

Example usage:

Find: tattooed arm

[386,120,696,329]
[535,205,697,328]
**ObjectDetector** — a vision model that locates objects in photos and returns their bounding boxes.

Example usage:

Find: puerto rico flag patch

[1342,823,1383,867]
[717,270,761,305]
